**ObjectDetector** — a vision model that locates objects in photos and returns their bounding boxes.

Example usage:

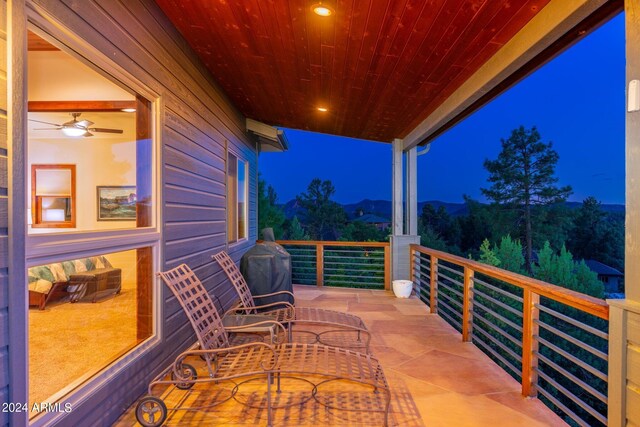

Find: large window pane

[28,247,153,417]
[27,33,153,234]
[238,159,247,239]
[227,153,248,242]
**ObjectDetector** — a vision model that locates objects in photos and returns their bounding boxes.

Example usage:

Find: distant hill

[280,199,624,220]
[342,199,469,219]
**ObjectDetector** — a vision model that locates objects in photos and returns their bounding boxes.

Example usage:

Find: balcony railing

[277,240,390,290]
[410,244,609,427]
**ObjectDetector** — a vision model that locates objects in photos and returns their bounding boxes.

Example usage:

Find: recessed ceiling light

[317,107,328,112]
[311,2,334,17]
[121,108,136,113]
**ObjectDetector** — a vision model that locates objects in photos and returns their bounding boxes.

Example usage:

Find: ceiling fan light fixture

[311,1,334,16]
[62,127,87,137]
[30,112,123,137]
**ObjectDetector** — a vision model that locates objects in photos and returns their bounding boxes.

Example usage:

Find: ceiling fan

[29,112,124,137]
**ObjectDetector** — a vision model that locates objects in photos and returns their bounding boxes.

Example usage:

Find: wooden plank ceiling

[156,0,550,143]
[28,30,59,51]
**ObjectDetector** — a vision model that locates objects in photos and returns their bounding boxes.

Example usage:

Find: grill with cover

[240,228,294,306]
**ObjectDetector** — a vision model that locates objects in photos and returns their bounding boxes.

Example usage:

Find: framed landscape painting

[97,186,137,221]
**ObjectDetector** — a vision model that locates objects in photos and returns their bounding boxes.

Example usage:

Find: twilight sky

[260,13,625,205]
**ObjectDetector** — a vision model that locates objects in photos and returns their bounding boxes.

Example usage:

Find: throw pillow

[73,260,87,273]
[28,266,55,283]
[61,261,77,279]
[100,256,113,268]
[92,256,105,269]
[48,263,67,282]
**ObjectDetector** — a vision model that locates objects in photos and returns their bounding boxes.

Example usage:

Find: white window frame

[24,20,164,427]
[227,149,249,244]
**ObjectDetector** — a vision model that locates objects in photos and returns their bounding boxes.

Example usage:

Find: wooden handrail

[277,240,391,290]
[411,244,610,423]
[410,244,609,320]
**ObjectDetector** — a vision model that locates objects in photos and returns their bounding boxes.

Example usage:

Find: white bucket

[392,280,413,298]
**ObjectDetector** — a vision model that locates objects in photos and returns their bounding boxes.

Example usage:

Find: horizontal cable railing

[410,244,609,427]
[278,240,390,290]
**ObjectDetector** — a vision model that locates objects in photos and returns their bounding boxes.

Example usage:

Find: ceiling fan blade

[33,127,62,130]
[76,120,93,128]
[89,127,123,134]
[83,131,94,137]
[28,119,62,126]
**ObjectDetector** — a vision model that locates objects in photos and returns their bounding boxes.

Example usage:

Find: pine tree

[287,216,309,240]
[533,241,554,283]
[296,178,347,240]
[567,196,624,271]
[553,245,575,288]
[418,220,450,252]
[568,197,604,258]
[574,260,604,298]
[495,235,525,274]
[458,196,496,255]
[341,222,385,242]
[532,241,604,298]
[420,204,451,237]
[481,126,572,270]
[258,178,286,238]
[479,239,500,267]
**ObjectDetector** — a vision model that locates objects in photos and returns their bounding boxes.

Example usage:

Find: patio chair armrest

[252,301,294,311]
[252,301,295,319]
[253,290,296,303]
[223,302,294,319]
[225,319,285,331]
[175,342,278,375]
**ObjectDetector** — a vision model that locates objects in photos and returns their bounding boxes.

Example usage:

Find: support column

[607,2,640,426]
[391,139,420,281]
[606,302,627,427]
[406,147,418,236]
[626,0,640,304]
[392,138,403,235]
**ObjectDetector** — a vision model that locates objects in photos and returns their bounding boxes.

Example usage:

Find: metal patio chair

[135,264,390,427]
[213,251,372,352]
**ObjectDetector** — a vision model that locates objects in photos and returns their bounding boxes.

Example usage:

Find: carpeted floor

[28,274,138,416]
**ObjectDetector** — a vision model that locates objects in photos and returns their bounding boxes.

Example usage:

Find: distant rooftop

[584,259,623,276]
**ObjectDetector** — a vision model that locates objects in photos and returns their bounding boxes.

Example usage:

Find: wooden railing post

[430,255,438,314]
[462,266,474,342]
[316,243,324,287]
[384,244,391,290]
[522,289,540,397]
[409,245,415,282]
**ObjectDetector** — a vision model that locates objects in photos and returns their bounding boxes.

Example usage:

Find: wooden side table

[69,268,122,302]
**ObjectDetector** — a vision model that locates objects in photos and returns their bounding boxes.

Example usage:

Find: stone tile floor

[115,285,566,426]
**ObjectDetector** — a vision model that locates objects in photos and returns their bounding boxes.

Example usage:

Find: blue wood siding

[0,0,9,424]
